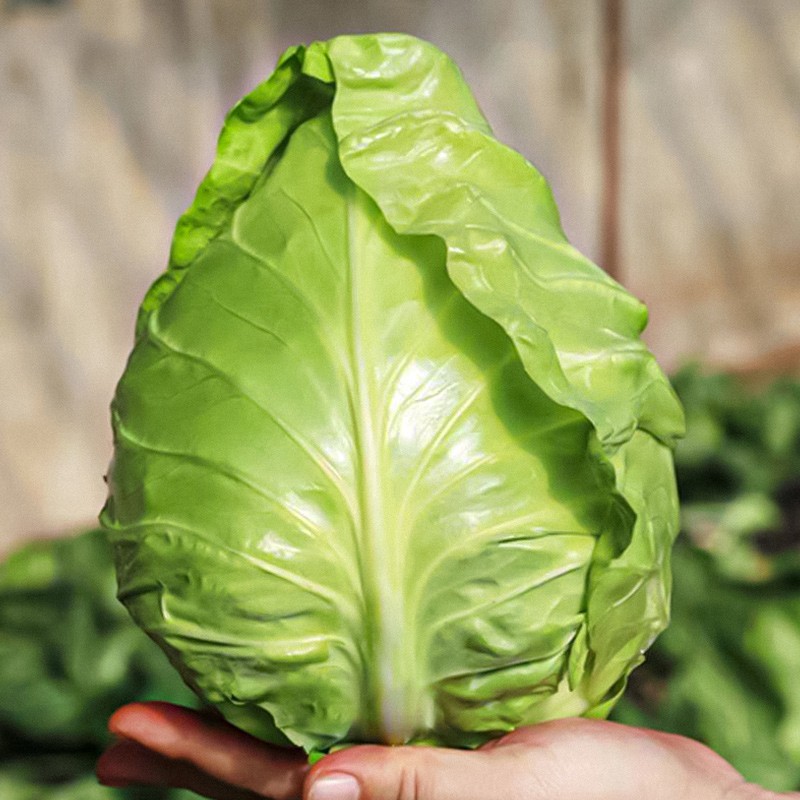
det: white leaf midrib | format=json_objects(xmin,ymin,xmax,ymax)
[{"xmin": 346, "ymin": 185, "xmax": 418, "ymax": 744}]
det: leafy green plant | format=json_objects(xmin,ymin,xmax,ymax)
[
  {"xmin": 0, "ymin": 530, "xmax": 198, "ymax": 798},
  {"xmin": 0, "ymin": 755, "xmax": 196, "ymax": 800},
  {"xmin": 101, "ymin": 33, "xmax": 683, "ymax": 753},
  {"xmin": 612, "ymin": 367, "xmax": 800, "ymax": 791}
]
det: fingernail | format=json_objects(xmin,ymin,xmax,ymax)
[{"xmin": 309, "ymin": 772, "xmax": 361, "ymax": 800}]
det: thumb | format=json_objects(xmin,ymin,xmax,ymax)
[{"xmin": 303, "ymin": 740, "xmax": 548, "ymax": 800}]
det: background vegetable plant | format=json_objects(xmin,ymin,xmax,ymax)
[
  {"xmin": 612, "ymin": 366, "xmax": 800, "ymax": 792},
  {"xmin": 0, "ymin": 529, "xmax": 198, "ymax": 799}
]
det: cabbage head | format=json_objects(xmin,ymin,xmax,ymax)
[{"xmin": 101, "ymin": 33, "xmax": 684, "ymax": 753}]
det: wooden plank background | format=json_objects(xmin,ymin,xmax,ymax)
[{"xmin": 0, "ymin": 0, "xmax": 798, "ymax": 549}]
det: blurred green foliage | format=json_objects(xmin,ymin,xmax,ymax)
[
  {"xmin": 612, "ymin": 365, "xmax": 800, "ymax": 792},
  {"xmin": 0, "ymin": 529, "xmax": 198, "ymax": 799}
]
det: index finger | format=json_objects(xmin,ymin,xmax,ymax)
[{"xmin": 107, "ymin": 702, "xmax": 308, "ymax": 800}]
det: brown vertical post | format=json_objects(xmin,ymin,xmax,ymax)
[{"xmin": 601, "ymin": 0, "xmax": 623, "ymax": 281}]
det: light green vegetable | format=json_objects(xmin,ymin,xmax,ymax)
[{"xmin": 102, "ymin": 33, "xmax": 683, "ymax": 752}]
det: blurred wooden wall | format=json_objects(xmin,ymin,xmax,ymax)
[{"xmin": 0, "ymin": 0, "xmax": 798, "ymax": 549}]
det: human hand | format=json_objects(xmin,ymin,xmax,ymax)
[{"xmin": 97, "ymin": 702, "xmax": 800, "ymax": 800}]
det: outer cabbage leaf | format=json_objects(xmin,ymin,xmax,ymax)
[{"xmin": 102, "ymin": 33, "xmax": 683, "ymax": 752}]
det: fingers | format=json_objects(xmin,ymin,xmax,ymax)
[
  {"xmin": 103, "ymin": 702, "xmax": 308, "ymax": 800},
  {"xmin": 97, "ymin": 739, "xmax": 261, "ymax": 800},
  {"xmin": 304, "ymin": 739, "xmax": 550, "ymax": 800}
]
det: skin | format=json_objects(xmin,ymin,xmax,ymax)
[{"xmin": 96, "ymin": 702, "xmax": 800, "ymax": 800}]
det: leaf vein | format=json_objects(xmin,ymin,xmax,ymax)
[
  {"xmin": 426, "ymin": 560, "xmax": 587, "ymax": 637},
  {"xmin": 112, "ymin": 518, "xmax": 356, "ymax": 611},
  {"xmin": 145, "ymin": 323, "xmax": 358, "ymax": 516},
  {"xmin": 113, "ymin": 424, "xmax": 359, "ymax": 586}
]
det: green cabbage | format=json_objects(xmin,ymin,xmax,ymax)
[{"xmin": 101, "ymin": 33, "xmax": 683, "ymax": 753}]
